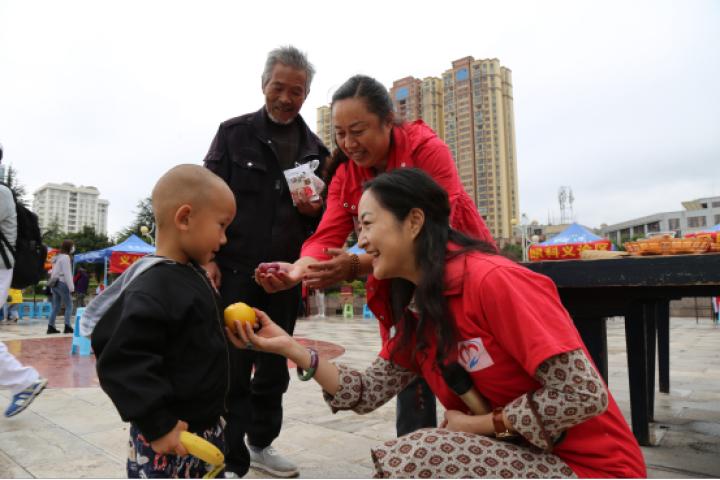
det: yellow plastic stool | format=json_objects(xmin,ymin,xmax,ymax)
[{"xmin": 343, "ymin": 303, "xmax": 354, "ymax": 318}]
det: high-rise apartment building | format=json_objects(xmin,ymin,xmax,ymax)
[
  {"xmin": 442, "ymin": 57, "xmax": 518, "ymax": 239},
  {"xmin": 390, "ymin": 77, "xmax": 422, "ymax": 122},
  {"xmin": 390, "ymin": 76, "xmax": 445, "ymax": 139},
  {"xmin": 420, "ymin": 77, "xmax": 445, "ymax": 139},
  {"xmin": 316, "ymin": 105, "xmax": 334, "ymax": 151},
  {"xmin": 32, "ymin": 183, "xmax": 109, "ymax": 235}
]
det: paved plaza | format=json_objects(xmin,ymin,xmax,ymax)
[{"xmin": 0, "ymin": 314, "xmax": 719, "ymax": 478}]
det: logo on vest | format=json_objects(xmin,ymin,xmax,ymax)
[{"xmin": 457, "ymin": 338, "xmax": 494, "ymax": 372}]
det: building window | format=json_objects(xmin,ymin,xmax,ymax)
[
  {"xmin": 715, "ymin": 214, "xmax": 720, "ymax": 226},
  {"xmin": 687, "ymin": 216, "xmax": 707, "ymax": 228},
  {"xmin": 668, "ymin": 218, "xmax": 680, "ymax": 231},
  {"xmin": 712, "ymin": 201, "xmax": 720, "ymax": 208}
]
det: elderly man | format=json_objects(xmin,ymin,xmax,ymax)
[{"xmin": 203, "ymin": 46, "xmax": 328, "ymax": 478}]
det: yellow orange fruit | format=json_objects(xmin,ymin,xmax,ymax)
[{"xmin": 224, "ymin": 302, "xmax": 257, "ymax": 332}]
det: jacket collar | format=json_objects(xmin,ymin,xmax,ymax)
[
  {"xmin": 443, "ymin": 243, "xmax": 468, "ymax": 296},
  {"xmin": 251, "ymin": 107, "xmax": 329, "ymax": 160}
]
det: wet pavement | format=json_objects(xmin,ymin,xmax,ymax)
[{"xmin": 0, "ymin": 314, "xmax": 719, "ymax": 478}]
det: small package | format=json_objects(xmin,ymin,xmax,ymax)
[{"xmin": 283, "ymin": 160, "xmax": 325, "ymax": 205}]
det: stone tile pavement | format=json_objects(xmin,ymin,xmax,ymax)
[{"xmin": 0, "ymin": 315, "xmax": 719, "ymax": 478}]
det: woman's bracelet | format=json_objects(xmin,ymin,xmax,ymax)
[
  {"xmin": 347, "ymin": 253, "xmax": 360, "ymax": 281},
  {"xmin": 296, "ymin": 347, "xmax": 319, "ymax": 381}
]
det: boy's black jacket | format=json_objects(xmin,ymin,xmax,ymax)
[{"xmin": 92, "ymin": 262, "xmax": 229, "ymax": 441}]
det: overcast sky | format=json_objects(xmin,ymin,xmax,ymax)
[{"xmin": 1, "ymin": 0, "xmax": 718, "ymax": 236}]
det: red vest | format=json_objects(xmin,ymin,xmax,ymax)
[{"xmin": 370, "ymin": 249, "xmax": 646, "ymax": 478}]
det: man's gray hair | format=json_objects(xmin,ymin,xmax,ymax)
[{"xmin": 261, "ymin": 45, "xmax": 315, "ymax": 92}]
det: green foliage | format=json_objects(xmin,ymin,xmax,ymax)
[
  {"xmin": 350, "ymin": 279, "xmax": 366, "ymax": 297},
  {"xmin": 500, "ymin": 243, "xmax": 522, "ymax": 261},
  {"xmin": 42, "ymin": 219, "xmax": 66, "ymax": 248},
  {"xmin": 43, "ymin": 224, "xmax": 111, "ymax": 253},
  {"xmin": 3, "ymin": 165, "xmax": 28, "ymax": 206},
  {"xmin": 71, "ymin": 225, "xmax": 112, "ymax": 253},
  {"xmin": 116, "ymin": 197, "xmax": 154, "ymax": 243}
]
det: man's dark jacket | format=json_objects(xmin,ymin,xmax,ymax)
[{"xmin": 204, "ymin": 108, "xmax": 329, "ymax": 273}]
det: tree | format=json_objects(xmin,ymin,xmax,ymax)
[
  {"xmin": 70, "ymin": 225, "xmax": 112, "ymax": 253},
  {"xmin": 500, "ymin": 243, "xmax": 523, "ymax": 262},
  {"xmin": 42, "ymin": 219, "xmax": 65, "ymax": 248},
  {"xmin": 70, "ymin": 226, "xmax": 112, "ymax": 282},
  {"xmin": 116, "ymin": 197, "xmax": 154, "ymax": 243},
  {"xmin": 3, "ymin": 165, "xmax": 28, "ymax": 206}
]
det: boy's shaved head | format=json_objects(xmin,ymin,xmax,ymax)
[{"xmin": 152, "ymin": 164, "xmax": 231, "ymax": 227}]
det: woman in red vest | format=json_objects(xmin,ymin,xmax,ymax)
[
  {"xmin": 257, "ymin": 74, "xmax": 496, "ymax": 437},
  {"xmin": 255, "ymin": 74, "xmax": 494, "ymax": 293},
  {"xmin": 234, "ymin": 168, "xmax": 646, "ymax": 478}
]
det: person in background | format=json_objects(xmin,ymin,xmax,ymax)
[
  {"xmin": 255, "ymin": 75, "xmax": 496, "ymax": 438},
  {"xmin": 0, "ymin": 146, "xmax": 48, "ymax": 417},
  {"xmin": 73, "ymin": 266, "xmax": 89, "ymax": 309},
  {"xmin": 3, "ymin": 288, "xmax": 23, "ymax": 322},
  {"xmin": 233, "ymin": 168, "xmax": 646, "ymax": 478},
  {"xmin": 202, "ymin": 45, "xmax": 329, "ymax": 478},
  {"xmin": 47, "ymin": 239, "xmax": 75, "ymax": 334}
]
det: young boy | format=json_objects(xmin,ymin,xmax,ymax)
[{"xmin": 92, "ymin": 164, "xmax": 236, "ymax": 478}]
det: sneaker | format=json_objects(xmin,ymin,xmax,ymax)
[
  {"xmin": 47, "ymin": 326, "xmax": 60, "ymax": 334},
  {"xmin": 248, "ymin": 444, "xmax": 299, "ymax": 478},
  {"xmin": 64, "ymin": 325, "xmax": 74, "ymax": 334},
  {"xmin": 4, "ymin": 378, "xmax": 48, "ymax": 417}
]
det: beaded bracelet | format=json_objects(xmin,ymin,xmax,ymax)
[
  {"xmin": 347, "ymin": 253, "xmax": 360, "ymax": 281},
  {"xmin": 296, "ymin": 347, "xmax": 319, "ymax": 381}
]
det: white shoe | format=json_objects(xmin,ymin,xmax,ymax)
[{"xmin": 248, "ymin": 444, "xmax": 299, "ymax": 478}]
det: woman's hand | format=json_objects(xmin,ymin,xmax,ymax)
[
  {"xmin": 303, "ymin": 249, "xmax": 353, "ymax": 289},
  {"xmin": 254, "ymin": 262, "xmax": 304, "ymax": 293},
  {"xmin": 150, "ymin": 420, "xmax": 189, "ymax": 456},
  {"xmin": 440, "ymin": 410, "xmax": 474, "ymax": 433},
  {"xmin": 226, "ymin": 309, "xmax": 295, "ymax": 357}
]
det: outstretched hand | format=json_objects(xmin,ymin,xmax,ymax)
[
  {"xmin": 254, "ymin": 262, "xmax": 304, "ymax": 293},
  {"xmin": 225, "ymin": 309, "xmax": 294, "ymax": 356}
]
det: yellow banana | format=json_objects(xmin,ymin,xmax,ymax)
[{"xmin": 179, "ymin": 431, "xmax": 224, "ymax": 466}]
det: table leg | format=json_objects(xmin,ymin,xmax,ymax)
[
  {"xmin": 656, "ymin": 300, "xmax": 670, "ymax": 393},
  {"xmin": 574, "ymin": 316, "xmax": 608, "ymax": 383},
  {"xmin": 625, "ymin": 303, "xmax": 650, "ymax": 446},
  {"xmin": 646, "ymin": 303, "xmax": 657, "ymax": 423}
]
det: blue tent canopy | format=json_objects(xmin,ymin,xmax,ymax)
[
  {"xmin": 706, "ymin": 223, "xmax": 720, "ymax": 232},
  {"xmin": 538, "ymin": 223, "xmax": 603, "ymax": 246},
  {"xmin": 74, "ymin": 234, "xmax": 155, "ymax": 264}
]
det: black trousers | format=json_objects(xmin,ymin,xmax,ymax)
[
  {"xmin": 219, "ymin": 267, "xmax": 301, "ymax": 475},
  {"xmin": 396, "ymin": 377, "xmax": 437, "ymax": 437}
]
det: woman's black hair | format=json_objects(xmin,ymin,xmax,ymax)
[
  {"xmin": 331, "ymin": 74, "xmax": 395, "ymax": 122},
  {"xmin": 326, "ymin": 75, "xmax": 402, "ymax": 178},
  {"xmin": 363, "ymin": 168, "xmax": 496, "ymax": 365}
]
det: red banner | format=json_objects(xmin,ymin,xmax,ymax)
[
  {"xmin": 109, "ymin": 251, "xmax": 146, "ymax": 273},
  {"xmin": 685, "ymin": 231, "xmax": 719, "ymax": 242},
  {"xmin": 528, "ymin": 240, "xmax": 613, "ymax": 262}
]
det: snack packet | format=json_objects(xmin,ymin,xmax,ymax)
[{"xmin": 283, "ymin": 160, "xmax": 325, "ymax": 205}]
